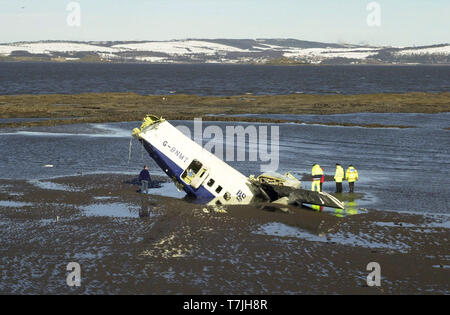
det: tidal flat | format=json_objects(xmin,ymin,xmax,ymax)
[
  {"xmin": 0, "ymin": 173, "xmax": 448, "ymax": 294},
  {"xmin": 1, "ymin": 92, "xmax": 449, "ymax": 129}
]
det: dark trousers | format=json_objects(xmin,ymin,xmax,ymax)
[
  {"xmin": 336, "ymin": 182, "xmax": 342, "ymax": 193},
  {"xmin": 349, "ymin": 182, "xmax": 355, "ymax": 193}
]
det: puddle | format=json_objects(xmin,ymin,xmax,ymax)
[
  {"xmin": 0, "ymin": 200, "xmax": 34, "ymax": 208},
  {"xmin": 93, "ymin": 196, "xmax": 116, "ymax": 201},
  {"xmin": 373, "ymin": 220, "xmax": 449, "ymax": 229},
  {"xmin": 426, "ymin": 221, "xmax": 450, "ymax": 229},
  {"xmin": 80, "ymin": 202, "xmax": 154, "ymax": 218},
  {"xmin": 0, "ymin": 185, "xmax": 23, "ymax": 196},
  {"xmin": 255, "ymin": 222, "xmax": 327, "ymax": 241},
  {"xmin": 254, "ymin": 222, "xmax": 410, "ymax": 252},
  {"xmin": 145, "ymin": 182, "xmax": 186, "ymax": 199},
  {"xmin": 40, "ymin": 218, "xmax": 59, "ymax": 224},
  {"xmin": 0, "ymin": 185, "xmax": 24, "ymax": 197},
  {"xmin": 373, "ymin": 222, "xmax": 416, "ymax": 228},
  {"xmin": 432, "ymin": 265, "xmax": 450, "ymax": 270},
  {"xmin": 28, "ymin": 179, "xmax": 83, "ymax": 192},
  {"xmin": 0, "ymin": 184, "xmax": 12, "ymax": 190},
  {"xmin": 7, "ymin": 192, "xmax": 23, "ymax": 196},
  {"xmin": 73, "ymin": 251, "xmax": 105, "ymax": 260}
]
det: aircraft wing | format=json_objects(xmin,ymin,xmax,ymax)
[{"xmin": 258, "ymin": 183, "xmax": 345, "ymax": 209}]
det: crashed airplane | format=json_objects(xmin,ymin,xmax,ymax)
[{"xmin": 132, "ymin": 115, "xmax": 344, "ymax": 210}]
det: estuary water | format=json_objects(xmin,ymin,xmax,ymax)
[{"xmin": 0, "ymin": 62, "xmax": 449, "ymax": 95}]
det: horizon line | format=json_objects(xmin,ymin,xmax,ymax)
[{"xmin": 1, "ymin": 38, "xmax": 449, "ymax": 49}]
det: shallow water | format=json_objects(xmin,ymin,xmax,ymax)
[
  {"xmin": 145, "ymin": 182, "xmax": 187, "ymax": 199},
  {"xmin": 0, "ymin": 200, "xmax": 33, "ymax": 207},
  {"xmin": 0, "ymin": 115, "xmax": 449, "ymax": 214},
  {"xmin": 254, "ymin": 222, "xmax": 411, "ymax": 252},
  {"xmin": 81, "ymin": 202, "xmax": 146, "ymax": 218},
  {"xmin": 28, "ymin": 179, "xmax": 83, "ymax": 192},
  {"xmin": 209, "ymin": 112, "xmax": 450, "ymax": 129},
  {"xmin": 432, "ymin": 265, "xmax": 450, "ymax": 269}
]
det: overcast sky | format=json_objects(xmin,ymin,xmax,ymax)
[{"xmin": 1, "ymin": 0, "xmax": 449, "ymax": 46}]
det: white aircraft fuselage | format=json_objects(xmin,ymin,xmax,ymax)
[
  {"xmin": 133, "ymin": 116, "xmax": 255, "ymax": 205},
  {"xmin": 132, "ymin": 115, "xmax": 345, "ymax": 209}
]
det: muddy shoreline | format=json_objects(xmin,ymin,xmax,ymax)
[
  {"xmin": 1, "ymin": 92, "xmax": 449, "ymax": 129},
  {"xmin": 0, "ymin": 173, "xmax": 448, "ymax": 294}
]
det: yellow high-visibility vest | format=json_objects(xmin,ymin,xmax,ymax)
[
  {"xmin": 346, "ymin": 167, "xmax": 359, "ymax": 182},
  {"xmin": 312, "ymin": 164, "xmax": 323, "ymax": 180},
  {"xmin": 334, "ymin": 165, "xmax": 344, "ymax": 183}
]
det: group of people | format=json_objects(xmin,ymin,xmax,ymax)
[{"xmin": 311, "ymin": 163, "xmax": 359, "ymax": 193}]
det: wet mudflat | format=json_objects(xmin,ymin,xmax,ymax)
[{"xmin": 0, "ymin": 173, "xmax": 448, "ymax": 294}]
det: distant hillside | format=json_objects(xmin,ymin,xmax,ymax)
[{"xmin": 0, "ymin": 39, "xmax": 448, "ymax": 65}]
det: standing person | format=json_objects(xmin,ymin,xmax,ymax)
[
  {"xmin": 320, "ymin": 167, "xmax": 325, "ymax": 192},
  {"xmin": 311, "ymin": 163, "xmax": 323, "ymax": 192},
  {"xmin": 334, "ymin": 163, "xmax": 345, "ymax": 193},
  {"xmin": 139, "ymin": 165, "xmax": 151, "ymax": 194},
  {"xmin": 345, "ymin": 165, "xmax": 359, "ymax": 193}
]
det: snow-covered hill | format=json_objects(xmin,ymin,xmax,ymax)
[
  {"xmin": 0, "ymin": 39, "xmax": 448, "ymax": 64},
  {"xmin": 394, "ymin": 45, "xmax": 450, "ymax": 56}
]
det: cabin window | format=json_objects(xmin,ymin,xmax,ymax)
[
  {"xmin": 224, "ymin": 192, "xmax": 231, "ymax": 201},
  {"xmin": 181, "ymin": 160, "xmax": 203, "ymax": 184},
  {"xmin": 215, "ymin": 185, "xmax": 223, "ymax": 193},
  {"xmin": 207, "ymin": 179, "xmax": 215, "ymax": 187}
]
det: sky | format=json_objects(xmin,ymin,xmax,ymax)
[{"xmin": 0, "ymin": 0, "xmax": 449, "ymax": 46}]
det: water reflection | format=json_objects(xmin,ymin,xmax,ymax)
[
  {"xmin": 345, "ymin": 200, "xmax": 359, "ymax": 216},
  {"xmin": 139, "ymin": 197, "xmax": 152, "ymax": 218},
  {"xmin": 307, "ymin": 196, "xmax": 361, "ymax": 218},
  {"xmin": 334, "ymin": 208, "xmax": 345, "ymax": 218}
]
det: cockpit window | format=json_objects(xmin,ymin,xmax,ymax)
[{"xmin": 181, "ymin": 160, "xmax": 203, "ymax": 184}]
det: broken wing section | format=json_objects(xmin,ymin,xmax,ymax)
[
  {"xmin": 250, "ymin": 175, "xmax": 345, "ymax": 210},
  {"xmin": 288, "ymin": 189, "xmax": 345, "ymax": 209}
]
